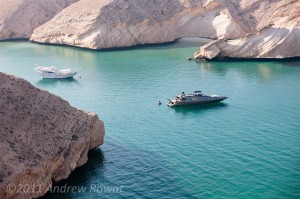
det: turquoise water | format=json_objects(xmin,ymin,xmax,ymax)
[{"xmin": 1, "ymin": 41, "xmax": 300, "ymax": 199}]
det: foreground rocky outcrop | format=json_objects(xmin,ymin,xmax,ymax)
[
  {"xmin": 0, "ymin": 72, "xmax": 104, "ymax": 199},
  {"xmin": 0, "ymin": 0, "xmax": 78, "ymax": 39}
]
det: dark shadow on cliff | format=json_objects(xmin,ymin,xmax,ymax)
[
  {"xmin": 32, "ymin": 39, "xmax": 181, "ymax": 52},
  {"xmin": 32, "ymin": 38, "xmax": 205, "ymax": 52},
  {"xmin": 0, "ymin": 38, "xmax": 29, "ymax": 42}
]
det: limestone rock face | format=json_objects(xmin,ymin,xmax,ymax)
[
  {"xmin": 0, "ymin": 72, "xmax": 104, "ymax": 199},
  {"xmin": 194, "ymin": 43, "xmax": 220, "ymax": 59},
  {"xmin": 194, "ymin": 0, "xmax": 300, "ymax": 59},
  {"xmin": 30, "ymin": 0, "xmax": 248, "ymax": 49},
  {"xmin": 197, "ymin": 28, "xmax": 300, "ymax": 59},
  {"xmin": 2, "ymin": 0, "xmax": 300, "ymax": 58},
  {"xmin": 0, "ymin": 0, "xmax": 78, "ymax": 39}
]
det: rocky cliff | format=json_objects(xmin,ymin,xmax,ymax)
[
  {"xmin": 29, "ymin": 0, "xmax": 248, "ymax": 49},
  {"xmin": 0, "ymin": 0, "xmax": 78, "ymax": 39},
  {"xmin": 1, "ymin": 0, "xmax": 300, "ymax": 58},
  {"xmin": 194, "ymin": 0, "xmax": 300, "ymax": 59},
  {"xmin": 0, "ymin": 72, "xmax": 104, "ymax": 199}
]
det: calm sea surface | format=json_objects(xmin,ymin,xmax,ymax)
[{"xmin": 1, "ymin": 40, "xmax": 300, "ymax": 199}]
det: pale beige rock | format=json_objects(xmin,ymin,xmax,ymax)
[
  {"xmin": 195, "ymin": 0, "xmax": 300, "ymax": 59},
  {"xmin": 0, "ymin": 0, "xmax": 79, "ymax": 39},
  {"xmin": 0, "ymin": 72, "xmax": 104, "ymax": 199},
  {"xmin": 201, "ymin": 28, "xmax": 300, "ymax": 59},
  {"xmin": 195, "ymin": 43, "xmax": 220, "ymax": 59},
  {"xmin": 2, "ymin": 0, "xmax": 299, "ymax": 58},
  {"xmin": 30, "ymin": 0, "xmax": 248, "ymax": 49}
]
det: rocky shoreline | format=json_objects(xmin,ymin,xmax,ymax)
[
  {"xmin": 0, "ymin": 72, "xmax": 105, "ymax": 199},
  {"xmin": 0, "ymin": 0, "xmax": 299, "ymax": 59}
]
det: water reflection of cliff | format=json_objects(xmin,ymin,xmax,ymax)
[
  {"xmin": 33, "ymin": 44, "xmax": 97, "ymax": 61},
  {"xmin": 197, "ymin": 59, "xmax": 300, "ymax": 81}
]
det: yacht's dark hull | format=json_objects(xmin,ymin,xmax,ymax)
[{"xmin": 168, "ymin": 96, "xmax": 227, "ymax": 107}]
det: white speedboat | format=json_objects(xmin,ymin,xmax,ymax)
[{"xmin": 34, "ymin": 66, "xmax": 78, "ymax": 79}]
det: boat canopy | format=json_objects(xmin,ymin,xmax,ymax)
[
  {"xmin": 34, "ymin": 65, "xmax": 78, "ymax": 79},
  {"xmin": 35, "ymin": 66, "xmax": 56, "ymax": 72}
]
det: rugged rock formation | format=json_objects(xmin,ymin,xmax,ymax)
[
  {"xmin": 30, "ymin": 0, "xmax": 247, "ymax": 49},
  {"xmin": 1, "ymin": 0, "xmax": 300, "ymax": 58},
  {"xmin": 194, "ymin": 0, "xmax": 300, "ymax": 59},
  {"xmin": 29, "ymin": 0, "xmax": 300, "ymax": 58},
  {"xmin": 0, "ymin": 72, "xmax": 104, "ymax": 199},
  {"xmin": 0, "ymin": 0, "xmax": 78, "ymax": 39}
]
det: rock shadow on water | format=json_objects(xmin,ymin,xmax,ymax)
[
  {"xmin": 40, "ymin": 142, "xmax": 194, "ymax": 199},
  {"xmin": 197, "ymin": 59, "xmax": 300, "ymax": 81},
  {"xmin": 41, "ymin": 148, "xmax": 105, "ymax": 199},
  {"xmin": 278, "ymin": 57, "xmax": 300, "ymax": 67}
]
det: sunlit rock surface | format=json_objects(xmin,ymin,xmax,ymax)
[{"xmin": 0, "ymin": 0, "xmax": 78, "ymax": 39}]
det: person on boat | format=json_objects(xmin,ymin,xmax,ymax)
[{"xmin": 181, "ymin": 92, "xmax": 186, "ymax": 100}]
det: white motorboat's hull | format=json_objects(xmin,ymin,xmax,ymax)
[
  {"xmin": 34, "ymin": 66, "xmax": 78, "ymax": 79},
  {"xmin": 38, "ymin": 72, "xmax": 77, "ymax": 79}
]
